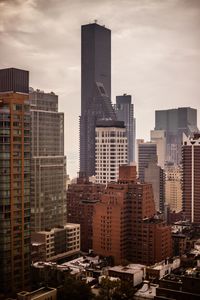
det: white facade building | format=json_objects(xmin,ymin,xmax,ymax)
[
  {"xmin": 95, "ymin": 120, "xmax": 127, "ymax": 184},
  {"xmin": 150, "ymin": 130, "xmax": 166, "ymax": 169}
]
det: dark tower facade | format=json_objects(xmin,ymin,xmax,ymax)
[{"xmin": 80, "ymin": 23, "xmax": 116, "ymax": 176}]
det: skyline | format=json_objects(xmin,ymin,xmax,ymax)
[{"xmin": 0, "ymin": 0, "xmax": 200, "ymax": 177}]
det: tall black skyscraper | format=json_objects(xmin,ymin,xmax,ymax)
[{"xmin": 80, "ymin": 23, "xmax": 116, "ymax": 176}]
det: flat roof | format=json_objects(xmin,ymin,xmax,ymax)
[
  {"xmin": 18, "ymin": 287, "xmax": 56, "ymax": 299},
  {"xmin": 108, "ymin": 264, "xmax": 145, "ymax": 275}
]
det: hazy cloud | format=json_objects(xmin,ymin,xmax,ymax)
[{"xmin": 0, "ymin": 0, "xmax": 200, "ymax": 177}]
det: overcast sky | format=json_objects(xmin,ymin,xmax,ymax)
[{"xmin": 0, "ymin": 0, "xmax": 200, "ymax": 177}]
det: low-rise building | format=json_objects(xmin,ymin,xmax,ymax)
[
  {"xmin": 31, "ymin": 224, "xmax": 80, "ymax": 261},
  {"xmin": 107, "ymin": 264, "xmax": 146, "ymax": 287},
  {"xmin": 155, "ymin": 272, "xmax": 200, "ymax": 300},
  {"xmin": 146, "ymin": 257, "xmax": 180, "ymax": 283},
  {"xmin": 32, "ymin": 255, "xmax": 105, "ymax": 287},
  {"xmin": 17, "ymin": 287, "xmax": 57, "ymax": 300}
]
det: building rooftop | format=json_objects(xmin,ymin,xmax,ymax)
[
  {"xmin": 134, "ymin": 281, "xmax": 157, "ymax": 299},
  {"xmin": 108, "ymin": 264, "xmax": 145, "ymax": 275},
  {"xmin": 17, "ymin": 287, "xmax": 56, "ymax": 299}
]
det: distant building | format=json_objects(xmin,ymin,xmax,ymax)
[
  {"xmin": 0, "ymin": 68, "xmax": 31, "ymax": 295},
  {"xmin": 144, "ymin": 161, "xmax": 165, "ymax": 212},
  {"xmin": 182, "ymin": 133, "xmax": 200, "ymax": 224},
  {"xmin": 29, "ymin": 89, "xmax": 66, "ymax": 232},
  {"xmin": 150, "ymin": 130, "xmax": 166, "ymax": 168},
  {"xmin": 67, "ymin": 173, "xmax": 105, "ymax": 252},
  {"xmin": 165, "ymin": 165, "xmax": 182, "ymax": 213},
  {"xmin": 138, "ymin": 140, "xmax": 157, "ymax": 182},
  {"xmin": 31, "ymin": 224, "xmax": 80, "ymax": 261},
  {"xmin": 155, "ymin": 107, "xmax": 199, "ymax": 165},
  {"xmin": 114, "ymin": 94, "xmax": 136, "ymax": 163},
  {"xmin": 80, "ymin": 23, "xmax": 116, "ymax": 177},
  {"xmin": 93, "ymin": 165, "xmax": 172, "ymax": 265},
  {"xmin": 95, "ymin": 120, "xmax": 127, "ymax": 184}
]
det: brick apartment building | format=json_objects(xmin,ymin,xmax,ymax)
[
  {"xmin": 67, "ymin": 173, "xmax": 105, "ymax": 252},
  {"xmin": 93, "ymin": 165, "xmax": 172, "ymax": 265}
]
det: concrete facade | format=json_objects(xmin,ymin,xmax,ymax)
[{"xmin": 95, "ymin": 120, "xmax": 127, "ymax": 184}]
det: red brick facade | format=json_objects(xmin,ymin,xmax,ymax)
[{"xmin": 93, "ymin": 166, "xmax": 172, "ymax": 265}]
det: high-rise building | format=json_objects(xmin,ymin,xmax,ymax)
[
  {"xmin": 80, "ymin": 23, "xmax": 116, "ymax": 177},
  {"xmin": 0, "ymin": 68, "xmax": 31, "ymax": 295},
  {"xmin": 95, "ymin": 120, "xmax": 127, "ymax": 184},
  {"xmin": 114, "ymin": 94, "xmax": 136, "ymax": 164},
  {"xmin": 182, "ymin": 133, "xmax": 200, "ymax": 224},
  {"xmin": 150, "ymin": 130, "xmax": 166, "ymax": 168},
  {"xmin": 165, "ymin": 165, "xmax": 182, "ymax": 213},
  {"xmin": 138, "ymin": 140, "xmax": 157, "ymax": 182},
  {"xmin": 67, "ymin": 173, "xmax": 105, "ymax": 252},
  {"xmin": 144, "ymin": 161, "xmax": 165, "ymax": 212},
  {"xmin": 93, "ymin": 166, "xmax": 172, "ymax": 265},
  {"xmin": 155, "ymin": 107, "xmax": 199, "ymax": 165},
  {"xmin": 29, "ymin": 89, "xmax": 66, "ymax": 232}
]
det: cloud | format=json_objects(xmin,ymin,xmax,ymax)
[{"xmin": 0, "ymin": 0, "xmax": 200, "ymax": 177}]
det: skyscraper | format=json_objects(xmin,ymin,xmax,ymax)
[
  {"xmin": 155, "ymin": 107, "xmax": 199, "ymax": 165},
  {"xmin": 165, "ymin": 165, "xmax": 182, "ymax": 213},
  {"xmin": 95, "ymin": 120, "xmax": 127, "ymax": 184},
  {"xmin": 150, "ymin": 129, "xmax": 166, "ymax": 168},
  {"xmin": 0, "ymin": 68, "xmax": 31, "ymax": 295},
  {"xmin": 80, "ymin": 23, "xmax": 116, "ymax": 177},
  {"xmin": 115, "ymin": 94, "xmax": 136, "ymax": 164},
  {"xmin": 138, "ymin": 140, "xmax": 157, "ymax": 182},
  {"xmin": 182, "ymin": 133, "xmax": 200, "ymax": 224},
  {"xmin": 29, "ymin": 89, "xmax": 66, "ymax": 232},
  {"xmin": 144, "ymin": 161, "xmax": 165, "ymax": 212}
]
